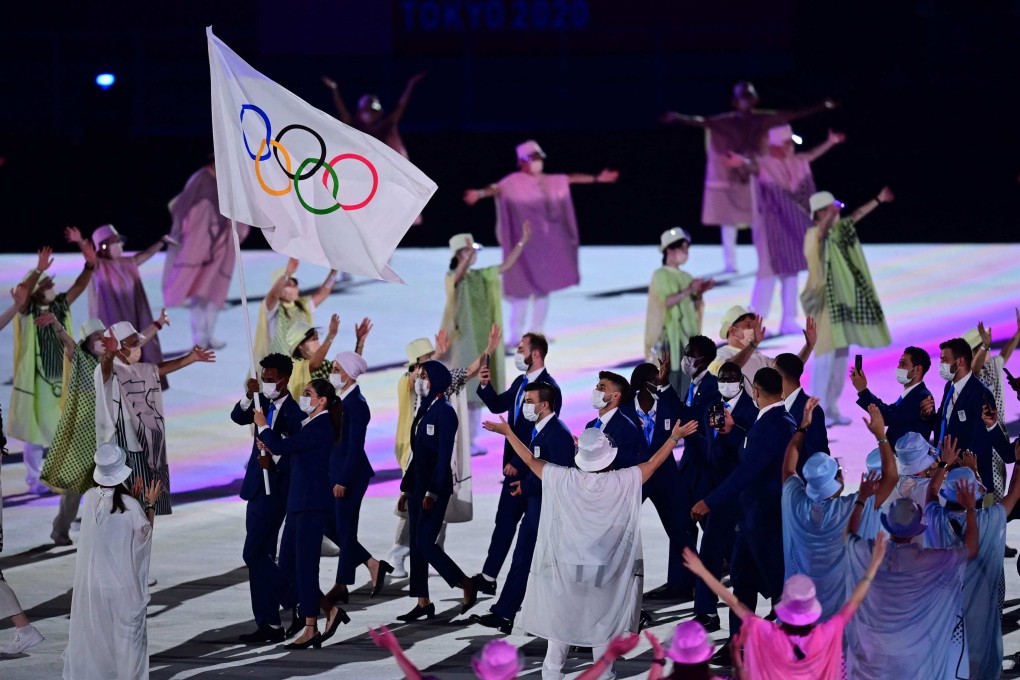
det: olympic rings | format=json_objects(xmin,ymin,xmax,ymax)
[
  {"xmin": 240, "ymin": 104, "xmax": 272, "ymax": 161},
  {"xmin": 240, "ymin": 103, "xmax": 379, "ymax": 213},
  {"xmin": 274, "ymin": 124, "xmax": 325, "ymax": 180}
]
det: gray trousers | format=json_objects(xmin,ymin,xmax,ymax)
[{"xmin": 51, "ymin": 491, "xmax": 83, "ymax": 541}]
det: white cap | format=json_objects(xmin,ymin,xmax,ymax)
[
  {"xmin": 809, "ymin": 191, "xmax": 844, "ymax": 215},
  {"xmin": 659, "ymin": 227, "xmax": 692, "ymax": 252},
  {"xmin": 80, "ymin": 319, "xmax": 106, "ymax": 339},
  {"xmin": 448, "ymin": 233, "xmax": 481, "ymax": 256},
  {"xmin": 719, "ymin": 304, "xmax": 751, "ymax": 340},
  {"xmin": 93, "ymin": 442, "xmax": 133, "ymax": 486},
  {"xmin": 406, "ymin": 337, "xmax": 435, "ymax": 364},
  {"xmin": 575, "ymin": 428, "xmax": 618, "ymax": 472},
  {"xmin": 91, "ymin": 224, "xmax": 122, "ymax": 249},
  {"xmin": 109, "ymin": 321, "xmax": 142, "ymax": 344},
  {"xmin": 516, "ymin": 140, "xmax": 546, "ymax": 161},
  {"xmin": 768, "ymin": 125, "xmax": 794, "ymax": 146}
]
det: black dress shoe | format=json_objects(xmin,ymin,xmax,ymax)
[
  {"xmin": 460, "ymin": 577, "xmax": 479, "ymax": 614},
  {"xmin": 470, "ymin": 612, "xmax": 513, "ymax": 634},
  {"xmin": 709, "ymin": 643, "xmax": 732, "ymax": 667},
  {"xmin": 239, "ymin": 625, "xmax": 286, "ymax": 644},
  {"xmin": 638, "ymin": 609, "xmax": 654, "ymax": 630},
  {"xmin": 397, "ymin": 602, "xmax": 436, "ymax": 622},
  {"xmin": 285, "ymin": 609, "xmax": 303, "ymax": 638},
  {"xmin": 644, "ymin": 585, "xmax": 694, "ymax": 601},
  {"xmin": 472, "ymin": 573, "xmax": 497, "ymax": 596},
  {"xmin": 320, "ymin": 606, "xmax": 351, "ymax": 642},
  {"xmin": 692, "ymin": 613, "xmax": 721, "ymax": 632},
  {"xmin": 1007, "ymin": 545, "xmax": 1018, "ymax": 558},
  {"xmin": 283, "ymin": 630, "xmax": 323, "ymax": 650},
  {"xmin": 371, "ymin": 561, "xmax": 395, "ymax": 597}
]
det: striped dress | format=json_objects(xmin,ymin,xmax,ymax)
[{"xmin": 751, "ymin": 153, "xmax": 815, "ymax": 277}]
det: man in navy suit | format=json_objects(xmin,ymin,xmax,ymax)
[
  {"xmin": 471, "ymin": 381, "xmax": 574, "ymax": 633},
  {"xmin": 774, "ymin": 353, "xmax": 828, "ymax": 463},
  {"xmin": 692, "ymin": 367, "xmax": 795, "ymax": 664},
  {"xmin": 586, "ymin": 370, "xmax": 647, "ymax": 468},
  {"xmin": 620, "ymin": 361, "xmax": 689, "ymax": 600},
  {"xmin": 921, "ymin": 338, "xmax": 1014, "ymax": 491},
  {"xmin": 473, "ymin": 332, "xmax": 560, "ymax": 595},
  {"xmin": 230, "ymin": 353, "xmax": 306, "ymax": 643},
  {"xmin": 691, "ymin": 360, "xmax": 758, "ymax": 631},
  {"xmin": 851, "ymin": 345, "xmax": 934, "ymax": 445}
]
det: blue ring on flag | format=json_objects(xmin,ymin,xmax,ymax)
[{"xmin": 240, "ymin": 104, "xmax": 272, "ymax": 161}]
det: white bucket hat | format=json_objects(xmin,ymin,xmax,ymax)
[
  {"xmin": 515, "ymin": 139, "xmax": 546, "ymax": 161},
  {"xmin": 80, "ymin": 318, "xmax": 106, "ymax": 339},
  {"xmin": 658, "ymin": 227, "xmax": 692, "ymax": 253},
  {"xmin": 93, "ymin": 442, "xmax": 133, "ymax": 486},
  {"xmin": 109, "ymin": 321, "xmax": 142, "ymax": 344},
  {"xmin": 448, "ymin": 233, "xmax": 481, "ymax": 256},
  {"xmin": 575, "ymin": 428, "xmax": 618, "ymax": 471},
  {"xmin": 91, "ymin": 223, "xmax": 122, "ymax": 250},
  {"xmin": 809, "ymin": 191, "xmax": 844, "ymax": 215}
]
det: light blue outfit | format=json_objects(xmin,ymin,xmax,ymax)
[
  {"xmin": 781, "ymin": 477, "xmax": 856, "ymax": 620},
  {"xmin": 924, "ymin": 502, "xmax": 1005, "ymax": 680},
  {"xmin": 855, "ymin": 449, "xmax": 885, "ymax": 540},
  {"xmin": 844, "ymin": 534, "xmax": 970, "ymax": 679}
]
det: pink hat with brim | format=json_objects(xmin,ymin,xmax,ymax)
[
  {"xmin": 774, "ymin": 574, "xmax": 823, "ymax": 626},
  {"xmin": 666, "ymin": 620, "xmax": 714, "ymax": 664},
  {"xmin": 471, "ymin": 640, "xmax": 522, "ymax": 680}
]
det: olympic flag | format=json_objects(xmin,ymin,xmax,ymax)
[{"xmin": 207, "ymin": 27, "xmax": 436, "ymax": 282}]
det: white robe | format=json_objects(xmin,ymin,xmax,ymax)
[
  {"xmin": 518, "ymin": 465, "xmax": 643, "ymax": 646},
  {"xmin": 63, "ymin": 488, "xmax": 152, "ymax": 680}
]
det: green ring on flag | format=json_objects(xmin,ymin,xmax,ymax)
[{"xmin": 294, "ymin": 157, "xmax": 341, "ymax": 215}]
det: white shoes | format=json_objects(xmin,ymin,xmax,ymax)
[
  {"xmin": 1, "ymin": 625, "xmax": 43, "ymax": 655},
  {"xmin": 321, "ymin": 537, "xmax": 341, "ymax": 557},
  {"xmin": 390, "ymin": 561, "xmax": 408, "ymax": 579}
]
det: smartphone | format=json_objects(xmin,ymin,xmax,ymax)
[
  {"xmin": 854, "ymin": 354, "xmax": 863, "ymax": 373},
  {"xmin": 709, "ymin": 401, "xmax": 726, "ymax": 429},
  {"xmin": 483, "ymin": 353, "xmax": 490, "ymax": 368}
]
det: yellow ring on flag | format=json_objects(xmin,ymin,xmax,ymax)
[{"xmin": 255, "ymin": 139, "xmax": 293, "ymax": 197}]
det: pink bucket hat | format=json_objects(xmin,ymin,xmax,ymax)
[
  {"xmin": 666, "ymin": 620, "xmax": 714, "ymax": 664},
  {"xmin": 774, "ymin": 574, "xmax": 823, "ymax": 626},
  {"xmin": 471, "ymin": 640, "xmax": 522, "ymax": 680}
]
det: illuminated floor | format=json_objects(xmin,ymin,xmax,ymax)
[{"xmin": 2, "ymin": 243, "xmax": 1020, "ymax": 678}]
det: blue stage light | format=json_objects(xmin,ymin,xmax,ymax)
[{"xmin": 95, "ymin": 73, "xmax": 116, "ymax": 90}]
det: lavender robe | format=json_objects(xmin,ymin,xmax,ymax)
[
  {"xmin": 162, "ymin": 167, "xmax": 250, "ymax": 309},
  {"xmin": 495, "ymin": 172, "xmax": 580, "ymax": 298},
  {"xmin": 751, "ymin": 154, "xmax": 814, "ymax": 277}
]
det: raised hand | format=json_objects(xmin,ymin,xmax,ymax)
[
  {"xmin": 828, "ymin": 129, "xmax": 847, "ymax": 145},
  {"xmin": 485, "ymin": 323, "xmax": 501, "ymax": 354},
  {"xmin": 956, "ymin": 479, "xmax": 977, "ymax": 511},
  {"xmin": 752, "ymin": 314, "xmax": 766, "ymax": 345},
  {"xmin": 190, "ymin": 346, "xmax": 216, "ymax": 363},
  {"xmin": 656, "ymin": 353, "xmax": 670, "ymax": 386},
  {"xmin": 327, "ymin": 313, "xmax": 340, "ymax": 339},
  {"xmin": 285, "ymin": 257, "xmax": 299, "ymax": 277},
  {"xmin": 978, "ymin": 321, "xmax": 992, "ymax": 349},
  {"xmin": 321, "ymin": 75, "xmax": 338, "ymax": 90},
  {"xmin": 245, "ymin": 378, "xmax": 259, "ymax": 398},
  {"xmin": 672, "ymin": 419, "xmax": 699, "ymax": 439},
  {"xmin": 36, "ymin": 246, "xmax": 54, "ymax": 271},
  {"xmin": 960, "ymin": 449, "xmax": 978, "ymax": 474},
  {"xmin": 801, "ymin": 396, "xmax": 820, "ymax": 429},
  {"xmin": 462, "ymin": 189, "xmax": 481, "ymax": 206},
  {"xmin": 64, "ymin": 226, "xmax": 83, "ymax": 244},
  {"xmin": 81, "ymin": 239, "xmax": 98, "ymax": 268},
  {"xmin": 596, "ymin": 168, "xmax": 619, "ymax": 183},
  {"xmin": 434, "ymin": 328, "xmax": 449, "ymax": 357},
  {"xmin": 144, "ymin": 480, "xmax": 164, "ymax": 506},
  {"xmin": 482, "ymin": 416, "xmax": 512, "ymax": 437},
  {"xmin": 803, "ymin": 316, "xmax": 817, "ymax": 346},
  {"xmin": 34, "ymin": 312, "xmax": 59, "ymax": 329},
  {"xmin": 605, "ymin": 632, "xmax": 641, "ymax": 658},
  {"xmin": 940, "ymin": 435, "xmax": 959, "ymax": 466},
  {"xmin": 863, "ymin": 403, "xmax": 886, "ymax": 438},
  {"xmin": 850, "ymin": 365, "xmax": 868, "ymax": 392},
  {"xmin": 158, "ymin": 308, "xmax": 170, "ymax": 328},
  {"xmin": 877, "ymin": 186, "xmax": 895, "ymax": 203},
  {"xmin": 870, "ymin": 532, "xmax": 889, "ymax": 565},
  {"xmin": 354, "ymin": 317, "xmax": 373, "ymax": 344},
  {"xmin": 101, "ymin": 328, "xmax": 119, "ymax": 355},
  {"xmin": 11, "ymin": 283, "xmax": 28, "ymax": 308},
  {"xmin": 130, "ymin": 477, "xmax": 144, "ymax": 499},
  {"xmin": 858, "ymin": 470, "xmax": 880, "ymax": 500}
]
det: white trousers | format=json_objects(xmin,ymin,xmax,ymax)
[
  {"xmin": 542, "ymin": 641, "xmax": 613, "ymax": 680},
  {"xmin": 750, "ymin": 275, "xmax": 799, "ymax": 333},
  {"xmin": 508, "ymin": 295, "xmax": 550, "ymax": 344},
  {"xmin": 189, "ymin": 299, "xmax": 221, "ymax": 347},
  {"xmin": 811, "ymin": 347, "xmax": 849, "ymax": 419},
  {"xmin": 22, "ymin": 444, "xmax": 46, "ymax": 491},
  {"xmin": 468, "ymin": 404, "xmax": 482, "ymax": 451},
  {"xmin": 721, "ymin": 224, "xmax": 739, "ymax": 272}
]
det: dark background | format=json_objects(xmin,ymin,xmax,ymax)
[{"xmin": 2, "ymin": 0, "xmax": 1019, "ymax": 253}]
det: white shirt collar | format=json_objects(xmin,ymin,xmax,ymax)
[
  {"xmin": 756, "ymin": 401, "xmax": 785, "ymax": 420},
  {"xmin": 533, "ymin": 411, "xmax": 555, "ymax": 434},
  {"xmin": 525, "ymin": 366, "xmax": 545, "ymax": 382},
  {"xmin": 340, "ymin": 382, "xmax": 358, "ymax": 400},
  {"xmin": 901, "ymin": 382, "xmax": 921, "ymax": 397},
  {"xmin": 597, "ymin": 407, "xmax": 618, "ymax": 428},
  {"xmin": 726, "ymin": 391, "xmax": 744, "ymax": 410},
  {"xmin": 692, "ymin": 369, "xmax": 707, "ymax": 386},
  {"xmin": 952, "ymin": 372, "xmax": 972, "ymax": 392},
  {"xmin": 301, "ymin": 410, "xmax": 327, "ymax": 427},
  {"xmin": 783, "ymin": 387, "xmax": 803, "ymax": 413}
]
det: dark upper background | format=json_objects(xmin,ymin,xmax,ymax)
[{"xmin": 2, "ymin": 0, "xmax": 1018, "ymax": 253}]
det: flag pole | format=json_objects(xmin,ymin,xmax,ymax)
[{"xmin": 231, "ymin": 216, "xmax": 271, "ymax": 496}]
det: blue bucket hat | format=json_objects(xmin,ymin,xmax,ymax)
[{"xmin": 880, "ymin": 498, "xmax": 927, "ymax": 539}]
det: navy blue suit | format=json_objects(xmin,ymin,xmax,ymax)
[
  {"xmin": 678, "ymin": 373, "xmax": 721, "ymax": 506},
  {"xmin": 258, "ymin": 413, "xmax": 335, "ymax": 619},
  {"xmin": 693, "ymin": 390, "xmax": 758, "ymax": 617},
  {"xmin": 786, "ymin": 389, "xmax": 828, "ymax": 472},
  {"xmin": 586, "ymin": 409, "xmax": 648, "ymax": 469},
  {"xmin": 329, "ymin": 386, "xmax": 375, "ymax": 585},
  {"xmin": 620, "ymin": 387, "xmax": 693, "ymax": 589},
  {"xmin": 490, "ymin": 415, "xmax": 575, "ymax": 621},
  {"xmin": 704, "ymin": 403, "xmax": 795, "ymax": 636},
  {"xmin": 230, "ymin": 393, "xmax": 304, "ymax": 627},
  {"xmin": 855, "ymin": 382, "xmax": 934, "ymax": 449},
  {"xmin": 930, "ymin": 375, "xmax": 1014, "ymax": 490},
  {"xmin": 477, "ymin": 369, "xmax": 560, "ymax": 580},
  {"xmin": 401, "ymin": 396, "xmax": 468, "ymax": 598}
]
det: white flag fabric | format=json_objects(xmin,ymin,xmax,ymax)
[{"xmin": 207, "ymin": 27, "xmax": 436, "ymax": 282}]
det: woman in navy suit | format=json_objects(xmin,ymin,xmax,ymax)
[
  {"xmin": 256, "ymin": 378, "xmax": 348, "ymax": 648},
  {"xmin": 396, "ymin": 360, "xmax": 478, "ymax": 621}
]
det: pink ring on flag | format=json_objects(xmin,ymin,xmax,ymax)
[{"xmin": 322, "ymin": 153, "xmax": 379, "ymax": 211}]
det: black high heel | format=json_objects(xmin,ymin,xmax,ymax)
[
  {"xmin": 371, "ymin": 561, "xmax": 395, "ymax": 597},
  {"xmin": 396, "ymin": 602, "xmax": 436, "ymax": 622},
  {"xmin": 284, "ymin": 608, "xmax": 303, "ymax": 638},
  {"xmin": 283, "ymin": 626, "xmax": 322, "ymax": 650},
  {"xmin": 320, "ymin": 606, "xmax": 351, "ymax": 642}
]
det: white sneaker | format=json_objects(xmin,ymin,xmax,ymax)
[
  {"xmin": 321, "ymin": 537, "xmax": 340, "ymax": 557},
  {"xmin": 390, "ymin": 561, "xmax": 408, "ymax": 579},
  {"xmin": 1, "ymin": 625, "xmax": 44, "ymax": 654}
]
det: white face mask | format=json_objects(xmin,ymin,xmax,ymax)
[
  {"xmin": 528, "ymin": 159, "xmax": 544, "ymax": 175},
  {"xmin": 124, "ymin": 346, "xmax": 142, "ymax": 364},
  {"xmin": 41, "ymin": 288, "xmax": 56, "ymax": 304},
  {"xmin": 681, "ymin": 356, "xmax": 698, "ymax": 376},
  {"xmin": 261, "ymin": 382, "xmax": 280, "ymax": 400},
  {"xmin": 298, "ymin": 395, "xmax": 316, "ymax": 413},
  {"xmin": 719, "ymin": 382, "xmax": 741, "ymax": 399},
  {"xmin": 895, "ymin": 368, "xmax": 912, "ymax": 385},
  {"xmin": 514, "ymin": 351, "xmax": 529, "ymax": 373},
  {"xmin": 740, "ymin": 328, "xmax": 755, "ymax": 345},
  {"xmin": 751, "ymin": 391, "xmax": 761, "ymax": 409},
  {"xmin": 415, "ymin": 377, "xmax": 429, "ymax": 397},
  {"xmin": 938, "ymin": 361, "xmax": 955, "ymax": 381},
  {"xmin": 522, "ymin": 403, "xmax": 541, "ymax": 422},
  {"xmin": 591, "ymin": 389, "xmax": 609, "ymax": 410},
  {"xmin": 329, "ymin": 373, "xmax": 345, "ymax": 390},
  {"xmin": 301, "ymin": 340, "xmax": 321, "ymax": 358},
  {"xmin": 89, "ymin": 339, "xmax": 105, "ymax": 356}
]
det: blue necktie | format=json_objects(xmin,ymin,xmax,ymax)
[
  {"xmin": 638, "ymin": 410, "xmax": 655, "ymax": 446},
  {"xmin": 686, "ymin": 383, "xmax": 696, "ymax": 407},
  {"xmin": 937, "ymin": 384, "xmax": 955, "ymax": 448},
  {"xmin": 514, "ymin": 375, "xmax": 529, "ymax": 420},
  {"xmin": 895, "ymin": 394, "xmax": 903, "ymax": 406},
  {"xmin": 266, "ymin": 401, "xmax": 276, "ymax": 428},
  {"xmin": 531, "ymin": 428, "xmax": 538, "ymax": 444},
  {"xmin": 594, "ymin": 417, "xmax": 603, "ymax": 429}
]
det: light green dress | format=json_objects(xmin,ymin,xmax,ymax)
[
  {"xmin": 42, "ymin": 345, "xmax": 100, "ymax": 493},
  {"xmin": 644, "ymin": 266, "xmax": 702, "ymax": 369},
  {"xmin": 441, "ymin": 266, "xmax": 504, "ymax": 407}
]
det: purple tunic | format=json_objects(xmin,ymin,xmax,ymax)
[
  {"xmin": 494, "ymin": 172, "xmax": 580, "ymax": 298},
  {"xmin": 162, "ymin": 167, "xmax": 249, "ymax": 309},
  {"xmin": 751, "ymin": 154, "xmax": 814, "ymax": 277}
]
